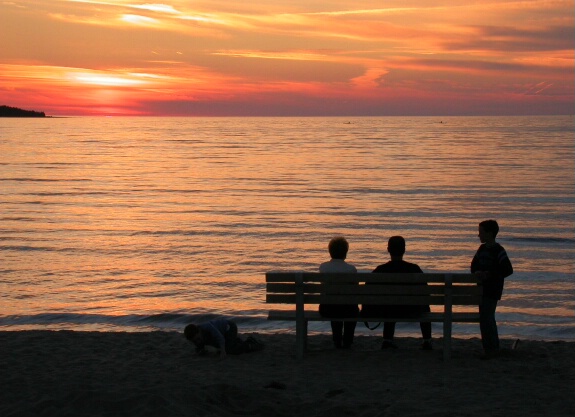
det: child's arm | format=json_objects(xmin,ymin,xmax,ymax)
[{"xmin": 495, "ymin": 247, "xmax": 513, "ymax": 279}]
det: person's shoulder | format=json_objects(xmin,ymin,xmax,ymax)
[
  {"xmin": 319, "ymin": 260, "xmax": 331, "ymax": 271},
  {"xmin": 474, "ymin": 243, "xmax": 487, "ymax": 253},
  {"xmin": 402, "ymin": 261, "xmax": 423, "ymax": 272},
  {"xmin": 493, "ymin": 242, "xmax": 511, "ymax": 259},
  {"xmin": 487, "ymin": 242, "xmax": 507, "ymax": 253},
  {"xmin": 320, "ymin": 259, "xmax": 356, "ymax": 273},
  {"xmin": 344, "ymin": 261, "xmax": 358, "ymax": 272},
  {"xmin": 340, "ymin": 260, "xmax": 357, "ymax": 273},
  {"xmin": 372, "ymin": 262, "xmax": 391, "ymax": 272}
]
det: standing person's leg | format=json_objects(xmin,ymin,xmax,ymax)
[{"xmin": 479, "ymin": 297, "xmax": 500, "ymax": 353}]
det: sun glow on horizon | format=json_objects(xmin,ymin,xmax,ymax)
[{"xmin": 70, "ymin": 73, "xmax": 150, "ymax": 87}]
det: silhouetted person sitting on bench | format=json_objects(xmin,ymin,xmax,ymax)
[{"xmin": 362, "ymin": 236, "xmax": 433, "ymax": 350}]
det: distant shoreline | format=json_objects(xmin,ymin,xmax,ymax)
[{"xmin": 0, "ymin": 105, "xmax": 46, "ymax": 117}]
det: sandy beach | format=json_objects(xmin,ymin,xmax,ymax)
[{"xmin": 1, "ymin": 330, "xmax": 573, "ymax": 417}]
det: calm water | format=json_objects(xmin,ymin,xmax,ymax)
[{"xmin": 1, "ymin": 116, "xmax": 574, "ymax": 340}]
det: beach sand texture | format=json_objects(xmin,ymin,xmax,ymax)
[{"xmin": 1, "ymin": 331, "xmax": 573, "ymax": 417}]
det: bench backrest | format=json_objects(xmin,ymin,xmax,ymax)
[{"xmin": 266, "ymin": 272, "xmax": 482, "ymax": 307}]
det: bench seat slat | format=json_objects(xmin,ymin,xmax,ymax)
[
  {"xmin": 320, "ymin": 284, "xmax": 482, "ymax": 296},
  {"xmin": 320, "ymin": 295, "xmax": 447, "ymax": 304},
  {"xmin": 321, "ymin": 285, "xmax": 442, "ymax": 296},
  {"xmin": 267, "ymin": 294, "xmax": 482, "ymax": 306},
  {"xmin": 316, "ymin": 294, "xmax": 482, "ymax": 305},
  {"xmin": 266, "ymin": 284, "xmax": 482, "ymax": 296}
]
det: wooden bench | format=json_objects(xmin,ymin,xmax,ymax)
[{"xmin": 266, "ymin": 272, "xmax": 482, "ymax": 360}]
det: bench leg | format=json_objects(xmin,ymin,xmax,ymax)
[{"xmin": 296, "ymin": 319, "xmax": 308, "ymax": 359}]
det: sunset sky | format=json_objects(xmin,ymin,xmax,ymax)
[{"xmin": 1, "ymin": 0, "xmax": 573, "ymax": 116}]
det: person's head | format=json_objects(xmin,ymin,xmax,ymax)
[
  {"xmin": 387, "ymin": 236, "xmax": 406, "ymax": 258},
  {"xmin": 184, "ymin": 324, "xmax": 204, "ymax": 345},
  {"xmin": 328, "ymin": 236, "xmax": 349, "ymax": 260},
  {"xmin": 478, "ymin": 219, "xmax": 499, "ymax": 243}
]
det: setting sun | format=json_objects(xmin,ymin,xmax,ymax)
[{"xmin": 70, "ymin": 72, "xmax": 150, "ymax": 87}]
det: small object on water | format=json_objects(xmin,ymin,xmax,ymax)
[{"xmin": 512, "ymin": 339, "xmax": 520, "ymax": 350}]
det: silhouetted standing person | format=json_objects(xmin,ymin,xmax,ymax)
[{"xmin": 471, "ymin": 220, "xmax": 513, "ymax": 359}]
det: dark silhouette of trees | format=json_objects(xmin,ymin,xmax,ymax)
[{"xmin": 0, "ymin": 105, "xmax": 46, "ymax": 117}]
